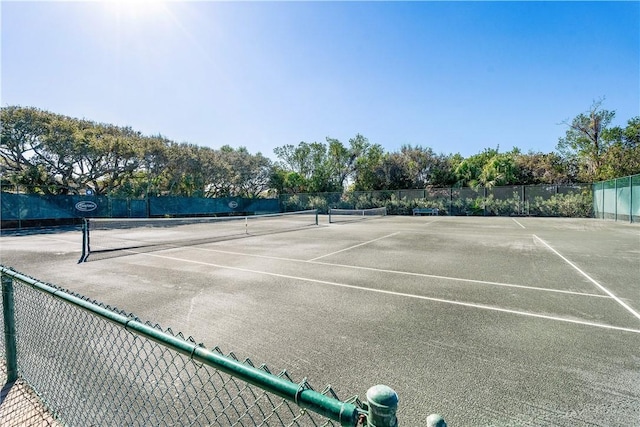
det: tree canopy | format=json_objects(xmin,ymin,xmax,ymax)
[{"xmin": 1, "ymin": 104, "xmax": 638, "ymax": 197}]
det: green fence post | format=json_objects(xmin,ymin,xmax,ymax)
[
  {"xmin": 602, "ymin": 182, "xmax": 605, "ymax": 219},
  {"xmin": 426, "ymin": 414, "xmax": 447, "ymax": 427},
  {"xmin": 483, "ymin": 187, "xmax": 487, "ymax": 216},
  {"xmin": 2, "ymin": 273, "xmax": 18, "ymax": 383},
  {"xmin": 16, "ymin": 184, "xmax": 22, "ymax": 229},
  {"xmin": 366, "ymin": 385, "xmax": 398, "ymax": 426},
  {"xmin": 630, "ymin": 177, "xmax": 634, "ymax": 223},
  {"xmin": 614, "ymin": 178, "xmax": 618, "ymax": 221}
]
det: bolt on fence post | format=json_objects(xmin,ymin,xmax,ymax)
[
  {"xmin": 366, "ymin": 384, "xmax": 398, "ymax": 427},
  {"xmin": 2, "ymin": 273, "xmax": 19, "ymax": 383}
]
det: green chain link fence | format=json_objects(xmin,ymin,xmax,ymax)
[
  {"xmin": 0, "ymin": 190, "xmax": 281, "ymax": 229},
  {"xmin": 1, "ymin": 266, "xmax": 407, "ymax": 427},
  {"xmin": 1, "ymin": 183, "xmax": 597, "ymax": 231},
  {"xmin": 280, "ymin": 184, "xmax": 593, "ymax": 217}
]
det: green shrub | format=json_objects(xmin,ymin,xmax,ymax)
[{"xmin": 531, "ymin": 192, "xmax": 593, "ymax": 217}]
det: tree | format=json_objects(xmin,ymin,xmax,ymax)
[
  {"xmin": 514, "ymin": 151, "xmax": 577, "ymax": 184},
  {"xmin": 478, "ymin": 153, "xmax": 518, "ymax": 188},
  {"xmin": 375, "ymin": 152, "xmax": 413, "ymax": 190},
  {"xmin": 397, "ymin": 145, "xmax": 436, "ymax": 188},
  {"xmin": 133, "ymin": 135, "xmax": 171, "ymax": 198},
  {"xmin": 1, "ymin": 106, "xmax": 283, "ymax": 198},
  {"xmin": 429, "ymin": 153, "xmax": 459, "ymax": 187},
  {"xmin": 160, "ymin": 143, "xmax": 208, "ymax": 197},
  {"xmin": 273, "ymin": 137, "xmax": 373, "ymax": 194},
  {"xmin": 1, "ymin": 106, "xmax": 151, "ymax": 196},
  {"xmin": 557, "ymin": 99, "xmax": 616, "ymax": 182},
  {"xmin": 599, "ymin": 116, "xmax": 640, "ymax": 179},
  {"xmin": 351, "ymin": 143, "xmax": 385, "ymax": 191},
  {"xmin": 1, "ymin": 106, "xmax": 56, "ymax": 192},
  {"xmin": 75, "ymin": 124, "xmax": 143, "ymax": 195},
  {"xmin": 454, "ymin": 148, "xmax": 499, "ymax": 187},
  {"xmin": 225, "ymin": 147, "xmax": 273, "ymax": 198}
]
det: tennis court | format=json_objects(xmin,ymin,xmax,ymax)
[{"xmin": 1, "ymin": 215, "xmax": 639, "ymax": 426}]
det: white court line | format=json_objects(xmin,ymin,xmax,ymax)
[
  {"xmin": 310, "ymin": 260, "xmax": 609, "ymax": 298},
  {"xmin": 307, "ymin": 232, "xmax": 401, "ymax": 261},
  {"xmin": 128, "ymin": 250, "xmax": 640, "ymax": 335},
  {"xmin": 533, "ymin": 234, "xmax": 640, "ymax": 323},
  {"xmin": 512, "ymin": 218, "xmax": 526, "ymax": 229},
  {"xmin": 85, "ymin": 231, "xmax": 608, "ymax": 299},
  {"xmin": 179, "ymin": 246, "xmax": 609, "ymax": 298}
]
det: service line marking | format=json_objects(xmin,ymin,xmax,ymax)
[
  {"xmin": 307, "ymin": 232, "xmax": 401, "ymax": 261},
  {"xmin": 175, "ymin": 246, "xmax": 610, "ymax": 298},
  {"xmin": 131, "ymin": 250, "xmax": 640, "ymax": 335},
  {"xmin": 533, "ymin": 234, "xmax": 640, "ymax": 323},
  {"xmin": 512, "ymin": 218, "xmax": 526, "ymax": 229}
]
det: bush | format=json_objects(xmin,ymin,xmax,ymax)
[
  {"xmin": 307, "ymin": 196, "xmax": 329, "ymax": 214},
  {"xmin": 279, "ymin": 186, "xmax": 593, "ymax": 217},
  {"xmin": 531, "ymin": 192, "xmax": 593, "ymax": 217},
  {"xmin": 484, "ymin": 194, "xmax": 523, "ymax": 216}
]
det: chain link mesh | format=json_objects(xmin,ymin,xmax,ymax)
[
  {"xmin": 1, "ymin": 273, "xmax": 363, "ymax": 426},
  {"xmin": 278, "ymin": 184, "xmax": 592, "ymax": 216}
]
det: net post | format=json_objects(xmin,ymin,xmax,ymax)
[
  {"xmin": 78, "ymin": 218, "xmax": 88, "ymax": 263},
  {"xmin": 315, "ymin": 209, "xmax": 318, "ymax": 225},
  {"xmin": 2, "ymin": 272, "xmax": 19, "ymax": 383}
]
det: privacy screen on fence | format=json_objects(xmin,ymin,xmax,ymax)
[
  {"xmin": 593, "ymin": 174, "xmax": 639, "ymax": 222},
  {"xmin": 0, "ymin": 193, "xmax": 280, "ymax": 226}
]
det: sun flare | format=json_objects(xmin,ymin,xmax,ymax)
[{"xmin": 104, "ymin": 0, "xmax": 170, "ymax": 24}]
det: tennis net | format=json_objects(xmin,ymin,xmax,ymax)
[
  {"xmin": 328, "ymin": 207, "xmax": 387, "ymax": 224},
  {"xmin": 79, "ymin": 210, "xmax": 318, "ymax": 262}
]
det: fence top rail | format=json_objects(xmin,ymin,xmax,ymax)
[
  {"xmin": 593, "ymin": 173, "xmax": 640, "ymax": 185},
  {"xmin": 0, "ymin": 265, "xmax": 362, "ymax": 426}
]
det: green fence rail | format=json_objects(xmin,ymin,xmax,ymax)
[
  {"xmin": 0, "ymin": 266, "xmax": 411, "ymax": 426},
  {"xmin": 592, "ymin": 174, "xmax": 640, "ymax": 223}
]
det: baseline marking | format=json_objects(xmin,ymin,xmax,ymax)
[
  {"xmin": 307, "ymin": 232, "xmax": 401, "ymax": 261},
  {"xmin": 512, "ymin": 218, "xmax": 526, "ymax": 229},
  {"xmin": 126, "ymin": 250, "xmax": 640, "ymax": 335},
  {"xmin": 533, "ymin": 234, "xmax": 640, "ymax": 322}
]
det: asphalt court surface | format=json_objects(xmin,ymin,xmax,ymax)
[{"xmin": 1, "ymin": 216, "xmax": 639, "ymax": 426}]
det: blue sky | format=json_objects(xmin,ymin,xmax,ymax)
[{"xmin": 2, "ymin": 1, "xmax": 639, "ymax": 159}]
